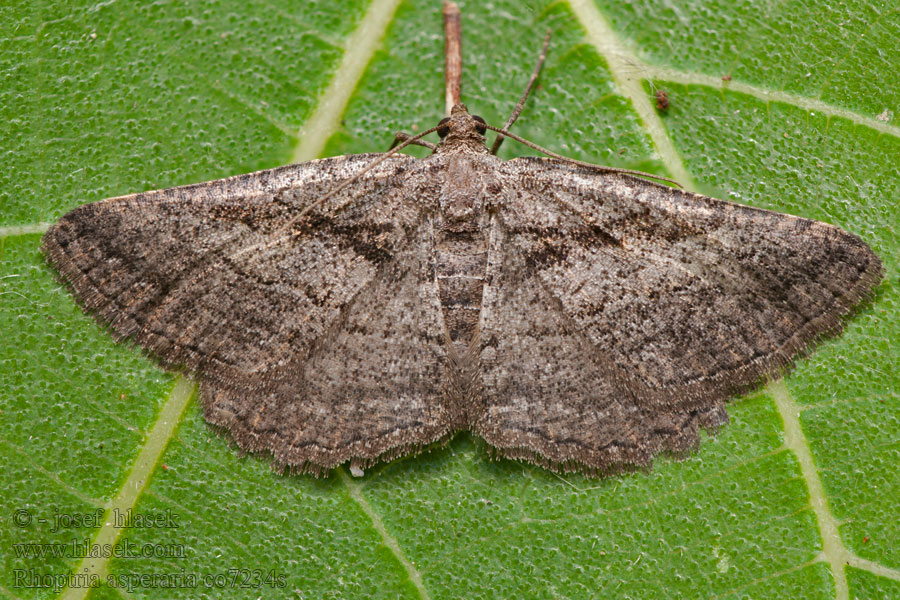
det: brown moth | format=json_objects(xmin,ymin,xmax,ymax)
[{"xmin": 42, "ymin": 7, "xmax": 882, "ymax": 477}]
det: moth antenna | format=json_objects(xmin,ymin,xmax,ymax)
[
  {"xmin": 490, "ymin": 28, "xmax": 551, "ymax": 155},
  {"xmin": 482, "ymin": 123, "xmax": 683, "ymax": 188},
  {"xmin": 289, "ymin": 123, "xmax": 444, "ymax": 227},
  {"xmin": 226, "ymin": 123, "xmax": 447, "ymax": 264},
  {"xmin": 389, "ymin": 132, "xmax": 439, "ymax": 152}
]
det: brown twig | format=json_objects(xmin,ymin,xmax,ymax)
[{"xmin": 443, "ymin": 1, "xmax": 462, "ymax": 116}]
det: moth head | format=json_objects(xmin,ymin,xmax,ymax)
[{"xmin": 436, "ymin": 104, "xmax": 488, "ymax": 151}]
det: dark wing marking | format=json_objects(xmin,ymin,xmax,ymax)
[
  {"xmin": 497, "ymin": 158, "xmax": 881, "ymax": 406},
  {"xmin": 476, "ymin": 157, "xmax": 881, "ymax": 473},
  {"xmin": 44, "ymin": 154, "xmax": 454, "ymax": 471},
  {"xmin": 477, "ymin": 212, "xmax": 730, "ymax": 474},
  {"xmin": 202, "ymin": 215, "xmax": 452, "ymax": 472}
]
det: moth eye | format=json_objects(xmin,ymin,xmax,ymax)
[
  {"xmin": 472, "ymin": 115, "xmax": 487, "ymax": 134},
  {"xmin": 437, "ymin": 117, "xmax": 451, "ymax": 138}
]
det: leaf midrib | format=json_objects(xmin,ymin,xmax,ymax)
[{"xmin": 59, "ymin": 377, "xmax": 194, "ymax": 600}]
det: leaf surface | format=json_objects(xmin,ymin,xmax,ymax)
[{"xmin": 1, "ymin": 1, "xmax": 898, "ymax": 598}]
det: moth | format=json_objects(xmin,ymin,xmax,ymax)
[{"xmin": 42, "ymin": 10, "xmax": 882, "ymax": 477}]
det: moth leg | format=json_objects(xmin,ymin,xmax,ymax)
[{"xmin": 390, "ymin": 132, "xmax": 439, "ymax": 152}]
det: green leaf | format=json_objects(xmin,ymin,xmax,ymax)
[{"xmin": 2, "ymin": 0, "xmax": 898, "ymax": 599}]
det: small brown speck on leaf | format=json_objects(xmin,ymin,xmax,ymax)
[{"xmin": 655, "ymin": 90, "xmax": 669, "ymax": 111}]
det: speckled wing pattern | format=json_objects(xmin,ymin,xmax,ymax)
[
  {"xmin": 43, "ymin": 154, "xmax": 455, "ymax": 472},
  {"xmin": 476, "ymin": 157, "xmax": 882, "ymax": 473},
  {"xmin": 43, "ymin": 145, "xmax": 882, "ymax": 476}
]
